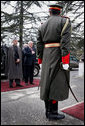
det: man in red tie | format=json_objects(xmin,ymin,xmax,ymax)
[{"xmin": 22, "ymin": 41, "xmax": 36, "ymax": 85}]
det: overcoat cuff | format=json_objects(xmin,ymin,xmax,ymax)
[
  {"xmin": 62, "ymin": 53, "xmax": 70, "ymax": 64},
  {"xmin": 38, "ymin": 58, "xmax": 42, "ymax": 64}
]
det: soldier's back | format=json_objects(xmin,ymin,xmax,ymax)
[{"xmin": 40, "ymin": 15, "xmax": 65, "ymax": 43}]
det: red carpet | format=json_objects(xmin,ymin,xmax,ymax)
[
  {"xmin": 61, "ymin": 102, "xmax": 84, "ymax": 121},
  {"xmin": 1, "ymin": 79, "xmax": 40, "ymax": 92}
]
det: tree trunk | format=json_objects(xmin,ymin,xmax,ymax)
[{"xmin": 19, "ymin": 1, "xmax": 23, "ymax": 48}]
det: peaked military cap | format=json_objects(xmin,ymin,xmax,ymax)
[{"xmin": 48, "ymin": 4, "xmax": 63, "ymax": 11}]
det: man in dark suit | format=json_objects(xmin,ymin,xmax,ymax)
[{"xmin": 22, "ymin": 41, "xmax": 36, "ymax": 85}]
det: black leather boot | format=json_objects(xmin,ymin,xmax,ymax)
[
  {"xmin": 45, "ymin": 100, "xmax": 51, "ymax": 119},
  {"xmin": 45, "ymin": 100, "xmax": 65, "ymax": 120},
  {"xmin": 51, "ymin": 101, "xmax": 65, "ymax": 120}
]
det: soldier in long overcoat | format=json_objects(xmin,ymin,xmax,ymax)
[
  {"xmin": 7, "ymin": 39, "xmax": 23, "ymax": 88},
  {"xmin": 37, "ymin": 4, "xmax": 71, "ymax": 120}
]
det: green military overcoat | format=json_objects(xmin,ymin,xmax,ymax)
[{"xmin": 37, "ymin": 15, "xmax": 71, "ymax": 101}]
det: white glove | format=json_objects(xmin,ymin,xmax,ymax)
[{"xmin": 62, "ymin": 64, "xmax": 69, "ymax": 70}]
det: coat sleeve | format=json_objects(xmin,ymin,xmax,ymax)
[
  {"xmin": 37, "ymin": 26, "xmax": 44, "ymax": 61},
  {"xmin": 23, "ymin": 47, "xmax": 32, "ymax": 57},
  {"xmin": 60, "ymin": 17, "xmax": 72, "ymax": 64},
  {"xmin": 6, "ymin": 47, "xmax": 12, "ymax": 73}
]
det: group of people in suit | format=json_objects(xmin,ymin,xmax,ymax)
[{"xmin": 7, "ymin": 40, "xmax": 36, "ymax": 88}]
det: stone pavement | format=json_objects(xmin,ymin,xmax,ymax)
[
  {"xmin": 1, "ymin": 70, "xmax": 84, "ymax": 125},
  {"xmin": 1, "ymin": 89, "xmax": 84, "ymax": 125}
]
